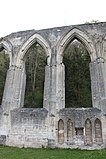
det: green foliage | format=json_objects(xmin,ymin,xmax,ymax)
[
  {"xmin": 0, "ymin": 40, "xmax": 92, "ymax": 109},
  {"xmin": 0, "ymin": 146, "xmax": 105, "ymax": 159},
  {"xmin": 63, "ymin": 40, "xmax": 92, "ymax": 108},
  {"xmin": 0, "ymin": 51, "xmax": 9, "ymax": 104},
  {"xmin": 85, "ymin": 20, "xmax": 99, "ymax": 24},
  {"xmin": 24, "ymin": 43, "xmax": 46, "ymax": 108}
]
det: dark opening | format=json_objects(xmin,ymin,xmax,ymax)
[
  {"xmin": 24, "ymin": 43, "xmax": 47, "ymax": 108},
  {"xmin": 75, "ymin": 128, "xmax": 83, "ymax": 136},
  {"xmin": 63, "ymin": 39, "xmax": 92, "ymax": 108},
  {"xmin": 0, "ymin": 49, "xmax": 9, "ymax": 105}
]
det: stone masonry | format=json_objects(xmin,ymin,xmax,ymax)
[{"xmin": 0, "ymin": 22, "xmax": 106, "ymax": 149}]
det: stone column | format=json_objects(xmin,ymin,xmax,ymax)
[
  {"xmin": 43, "ymin": 65, "xmax": 51, "ymax": 110},
  {"xmin": 90, "ymin": 59, "xmax": 106, "ymax": 113},
  {"xmin": 2, "ymin": 64, "xmax": 26, "ymax": 113},
  {"xmin": 45, "ymin": 62, "xmax": 65, "ymax": 114},
  {"xmin": 11, "ymin": 66, "xmax": 26, "ymax": 109},
  {"xmin": 101, "ymin": 60, "xmax": 106, "ymax": 114},
  {"xmin": 1, "ymin": 66, "xmax": 15, "ymax": 133},
  {"xmin": 1, "ymin": 65, "xmax": 25, "ymax": 133},
  {"xmin": 15, "ymin": 65, "xmax": 26, "ymax": 108},
  {"xmin": 55, "ymin": 63, "xmax": 65, "ymax": 111},
  {"xmin": 43, "ymin": 41, "xmax": 65, "ymax": 115},
  {"xmin": 48, "ymin": 64, "xmax": 57, "ymax": 115}
]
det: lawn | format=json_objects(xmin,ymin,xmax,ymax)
[{"xmin": 0, "ymin": 146, "xmax": 105, "ymax": 159}]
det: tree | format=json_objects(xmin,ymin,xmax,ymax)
[
  {"xmin": 0, "ymin": 40, "xmax": 92, "ymax": 109},
  {"xmin": 24, "ymin": 43, "xmax": 47, "ymax": 108},
  {"xmin": 85, "ymin": 20, "xmax": 99, "ymax": 24},
  {"xmin": 63, "ymin": 39, "xmax": 92, "ymax": 108},
  {"xmin": 0, "ymin": 50, "xmax": 9, "ymax": 104}
]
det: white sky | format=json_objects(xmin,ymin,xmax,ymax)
[{"xmin": 0, "ymin": 0, "xmax": 106, "ymax": 37}]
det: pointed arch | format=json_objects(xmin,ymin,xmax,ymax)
[
  {"xmin": 16, "ymin": 33, "xmax": 51, "ymax": 67},
  {"xmin": 85, "ymin": 118, "xmax": 92, "ymax": 145},
  {"xmin": 0, "ymin": 37, "xmax": 13, "ymax": 66},
  {"xmin": 95, "ymin": 118, "xmax": 103, "ymax": 144},
  {"xmin": 57, "ymin": 28, "xmax": 96, "ymax": 63},
  {"xmin": 58, "ymin": 119, "xmax": 64, "ymax": 144},
  {"xmin": 67, "ymin": 119, "xmax": 73, "ymax": 143}
]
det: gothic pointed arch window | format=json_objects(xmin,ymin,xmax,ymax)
[
  {"xmin": 67, "ymin": 119, "xmax": 73, "ymax": 143},
  {"xmin": 63, "ymin": 37, "xmax": 92, "ymax": 108},
  {"xmin": 24, "ymin": 42, "xmax": 47, "ymax": 108},
  {"xmin": 95, "ymin": 118, "xmax": 103, "ymax": 144},
  {"xmin": 85, "ymin": 118, "xmax": 92, "ymax": 145},
  {"xmin": 58, "ymin": 119, "xmax": 64, "ymax": 144}
]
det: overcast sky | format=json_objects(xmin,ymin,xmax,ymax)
[{"xmin": 0, "ymin": 0, "xmax": 106, "ymax": 37}]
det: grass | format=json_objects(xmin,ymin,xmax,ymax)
[{"xmin": 0, "ymin": 146, "xmax": 105, "ymax": 159}]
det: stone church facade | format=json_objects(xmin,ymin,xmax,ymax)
[{"xmin": 0, "ymin": 22, "xmax": 106, "ymax": 149}]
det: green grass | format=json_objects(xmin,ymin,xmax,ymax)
[{"xmin": 0, "ymin": 146, "xmax": 105, "ymax": 159}]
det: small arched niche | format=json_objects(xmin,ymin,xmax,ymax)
[
  {"xmin": 63, "ymin": 38, "xmax": 92, "ymax": 108},
  {"xmin": 67, "ymin": 119, "xmax": 73, "ymax": 144},
  {"xmin": 0, "ymin": 47, "xmax": 10, "ymax": 105},
  {"xmin": 58, "ymin": 119, "xmax": 64, "ymax": 144},
  {"xmin": 85, "ymin": 118, "xmax": 92, "ymax": 145},
  {"xmin": 24, "ymin": 42, "xmax": 47, "ymax": 108},
  {"xmin": 95, "ymin": 118, "xmax": 103, "ymax": 144}
]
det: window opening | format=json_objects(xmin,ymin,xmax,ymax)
[
  {"xmin": 24, "ymin": 43, "xmax": 47, "ymax": 108},
  {"xmin": 63, "ymin": 39, "xmax": 92, "ymax": 108}
]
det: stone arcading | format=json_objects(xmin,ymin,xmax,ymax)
[{"xmin": 0, "ymin": 22, "xmax": 106, "ymax": 149}]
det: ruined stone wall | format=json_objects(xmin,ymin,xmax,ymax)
[
  {"xmin": 56, "ymin": 108, "xmax": 103, "ymax": 149},
  {"xmin": 0, "ymin": 22, "xmax": 106, "ymax": 149},
  {"xmin": 7, "ymin": 108, "xmax": 49, "ymax": 148}
]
